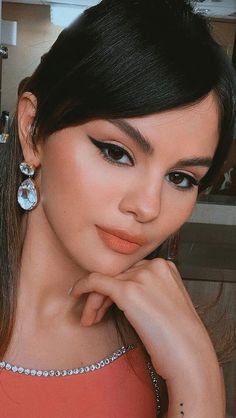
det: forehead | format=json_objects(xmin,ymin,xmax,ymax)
[{"xmin": 134, "ymin": 92, "xmax": 219, "ymax": 127}]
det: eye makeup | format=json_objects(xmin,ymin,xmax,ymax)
[
  {"xmin": 166, "ymin": 171, "xmax": 200, "ymax": 191},
  {"xmin": 89, "ymin": 136, "xmax": 134, "ymax": 166},
  {"xmin": 89, "ymin": 135, "xmax": 200, "ymax": 191}
]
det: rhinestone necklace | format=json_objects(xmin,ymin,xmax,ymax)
[
  {"xmin": 0, "ymin": 345, "xmax": 135, "ymax": 378},
  {"xmin": 0, "ymin": 344, "xmax": 161, "ymax": 413}
]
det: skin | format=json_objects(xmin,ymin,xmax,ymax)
[{"xmin": 7, "ymin": 91, "xmax": 224, "ymax": 417}]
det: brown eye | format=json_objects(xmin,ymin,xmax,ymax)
[
  {"xmin": 167, "ymin": 172, "xmax": 199, "ymax": 190},
  {"xmin": 169, "ymin": 173, "xmax": 185, "ymax": 185},
  {"xmin": 107, "ymin": 145, "xmax": 126, "ymax": 161}
]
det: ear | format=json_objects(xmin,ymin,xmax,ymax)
[{"xmin": 18, "ymin": 92, "xmax": 41, "ymax": 168}]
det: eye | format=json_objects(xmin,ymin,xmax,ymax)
[
  {"xmin": 167, "ymin": 172, "xmax": 199, "ymax": 190},
  {"xmin": 89, "ymin": 137, "xmax": 134, "ymax": 166}
]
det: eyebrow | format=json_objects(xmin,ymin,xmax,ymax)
[
  {"xmin": 108, "ymin": 118, "xmax": 213, "ymax": 168},
  {"xmin": 174, "ymin": 157, "xmax": 213, "ymax": 168},
  {"xmin": 108, "ymin": 118, "xmax": 154, "ymax": 155}
]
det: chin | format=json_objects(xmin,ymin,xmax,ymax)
[
  {"xmin": 76, "ymin": 250, "xmax": 140, "ymax": 277},
  {"xmin": 90, "ymin": 260, "xmax": 133, "ymax": 277}
]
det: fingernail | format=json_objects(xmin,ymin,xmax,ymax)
[
  {"xmin": 68, "ymin": 286, "xmax": 73, "ymax": 296},
  {"xmin": 80, "ymin": 319, "xmax": 93, "ymax": 327}
]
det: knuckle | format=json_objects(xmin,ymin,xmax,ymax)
[
  {"xmin": 138, "ymin": 270, "xmax": 154, "ymax": 286},
  {"xmin": 136, "ymin": 269, "xmax": 149, "ymax": 281},
  {"xmin": 151, "ymin": 257, "xmax": 169, "ymax": 271},
  {"xmin": 157, "ymin": 257, "xmax": 168, "ymax": 267},
  {"xmin": 167, "ymin": 260, "xmax": 178, "ymax": 271},
  {"xmin": 148, "ymin": 258, "xmax": 179, "ymax": 284}
]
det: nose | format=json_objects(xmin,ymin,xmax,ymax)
[{"xmin": 118, "ymin": 177, "xmax": 163, "ymax": 223}]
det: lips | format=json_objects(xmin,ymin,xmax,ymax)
[{"xmin": 96, "ymin": 225, "xmax": 147, "ymax": 255}]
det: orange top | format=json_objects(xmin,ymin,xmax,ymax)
[{"xmin": 0, "ymin": 346, "xmax": 159, "ymax": 418}]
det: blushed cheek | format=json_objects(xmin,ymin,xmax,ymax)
[
  {"xmin": 76, "ymin": 158, "xmax": 126, "ymax": 201},
  {"xmin": 40, "ymin": 161, "xmax": 116, "ymax": 234},
  {"xmin": 162, "ymin": 189, "xmax": 197, "ymax": 232}
]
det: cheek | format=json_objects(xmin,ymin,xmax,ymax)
[
  {"xmin": 39, "ymin": 145, "xmax": 121, "ymax": 232},
  {"xmin": 138, "ymin": 188, "xmax": 198, "ymax": 260},
  {"xmin": 156, "ymin": 187, "xmax": 198, "ymax": 243},
  {"xmin": 164, "ymin": 188, "xmax": 197, "ymax": 228}
]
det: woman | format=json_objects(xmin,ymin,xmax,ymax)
[{"xmin": 0, "ymin": 0, "xmax": 235, "ymax": 417}]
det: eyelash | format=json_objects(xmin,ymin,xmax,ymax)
[
  {"xmin": 89, "ymin": 136, "xmax": 199, "ymax": 191},
  {"xmin": 89, "ymin": 136, "xmax": 134, "ymax": 166},
  {"xmin": 167, "ymin": 172, "xmax": 199, "ymax": 191}
]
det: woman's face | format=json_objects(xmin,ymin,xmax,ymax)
[{"xmin": 38, "ymin": 93, "xmax": 219, "ymax": 276}]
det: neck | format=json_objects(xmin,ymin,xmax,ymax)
[{"xmin": 18, "ymin": 206, "xmax": 88, "ymax": 323}]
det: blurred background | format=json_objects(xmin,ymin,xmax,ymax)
[{"xmin": 0, "ymin": 1, "xmax": 235, "ymax": 416}]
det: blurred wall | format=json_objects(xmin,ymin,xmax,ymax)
[{"xmin": 1, "ymin": 2, "xmax": 62, "ymax": 114}]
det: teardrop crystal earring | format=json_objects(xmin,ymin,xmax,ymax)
[{"xmin": 17, "ymin": 162, "xmax": 38, "ymax": 211}]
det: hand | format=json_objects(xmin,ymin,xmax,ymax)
[{"xmin": 70, "ymin": 258, "xmax": 216, "ymax": 381}]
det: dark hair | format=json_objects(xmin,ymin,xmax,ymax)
[
  {"xmin": 17, "ymin": 77, "xmax": 31, "ymax": 96},
  {"xmin": 0, "ymin": 0, "xmax": 235, "ymax": 415}
]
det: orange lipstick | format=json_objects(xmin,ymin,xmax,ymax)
[{"xmin": 96, "ymin": 226, "xmax": 146, "ymax": 255}]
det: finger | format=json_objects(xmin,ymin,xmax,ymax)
[
  {"xmin": 69, "ymin": 273, "xmax": 88, "ymax": 296},
  {"xmin": 94, "ymin": 298, "xmax": 114, "ymax": 324},
  {"xmin": 71, "ymin": 272, "xmax": 124, "ymax": 309},
  {"xmin": 81, "ymin": 295, "xmax": 113, "ymax": 326},
  {"xmin": 80, "ymin": 292, "xmax": 107, "ymax": 326}
]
